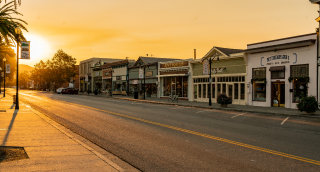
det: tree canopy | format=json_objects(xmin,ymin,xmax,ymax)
[
  {"xmin": 0, "ymin": 0, "xmax": 27, "ymax": 45},
  {"xmin": 30, "ymin": 49, "xmax": 77, "ymax": 90}
]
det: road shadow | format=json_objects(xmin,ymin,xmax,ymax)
[
  {"xmin": 10, "ymin": 104, "xmax": 15, "ymax": 109},
  {"xmin": 1, "ymin": 109, "xmax": 19, "ymax": 146}
]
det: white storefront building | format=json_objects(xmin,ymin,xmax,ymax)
[{"xmin": 246, "ymin": 33, "xmax": 317, "ymax": 108}]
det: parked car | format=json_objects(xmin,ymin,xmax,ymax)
[
  {"xmin": 56, "ymin": 87, "xmax": 65, "ymax": 94},
  {"xmin": 61, "ymin": 88, "xmax": 78, "ymax": 95}
]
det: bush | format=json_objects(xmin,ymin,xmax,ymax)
[
  {"xmin": 217, "ymin": 93, "xmax": 232, "ymax": 104},
  {"xmin": 296, "ymin": 96, "xmax": 319, "ymax": 113}
]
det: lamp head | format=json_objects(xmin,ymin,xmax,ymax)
[
  {"xmin": 15, "ymin": 27, "xmax": 21, "ymax": 35},
  {"xmin": 0, "ymin": 67, "xmax": 2, "ymax": 71},
  {"xmin": 3, "ymin": 58, "xmax": 6, "ymax": 62},
  {"xmin": 216, "ymin": 56, "xmax": 220, "ymax": 62}
]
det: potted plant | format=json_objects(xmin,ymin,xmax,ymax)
[
  {"xmin": 217, "ymin": 93, "xmax": 232, "ymax": 107},
  {"xmin": 296, "ymin": 95, "xmax": 319, "ymax": 114}
]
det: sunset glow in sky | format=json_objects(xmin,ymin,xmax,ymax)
[{"xmin": 12, "ymin": 0, "xmax": 320, "ymax": 66}]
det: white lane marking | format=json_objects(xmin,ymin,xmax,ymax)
[
  {"xmin": 281, "ymin": 117, "xmax": 289, "ymax": 125},
  {"xmin": 231, "ymin": 113, "xmax": 244, "ymax": 118}
]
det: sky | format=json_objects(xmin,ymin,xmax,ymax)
[{"xmin": 9, "ymin": 0, "xmax": 320, "ymax": 67}]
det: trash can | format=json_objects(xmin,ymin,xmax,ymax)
[
  {"xmin": 13, "ymin": 95, "xmax": 16, "ymax": 104},
  {"xmin": 134, "ymin": 91, "xmax": 138, "ymax": 99}
]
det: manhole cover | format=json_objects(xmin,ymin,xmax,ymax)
[{"xmin": 0, "ymin": 146, "xmax": 28, "ymax": 163}]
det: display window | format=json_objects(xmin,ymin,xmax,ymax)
[
  {"xmin": 290, "ymin": 64, "xmax": 309, "ymax": 103},
  {"xmin": 162, "ymin": 76, "xmax": 188, "ymax": 97},
  {"xmin": 293, "ymin": 81, "xmax": 308, "ymax": 103},
  {"xmin": 253, "ymin": 81, "xmax": 266, "ymax": 101},
  {"xmin": 252, "ymin": 67, "xmax": 266, "ymax": 101}
]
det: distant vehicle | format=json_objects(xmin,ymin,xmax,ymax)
[
  {"xmin": 56, "ymin": 87, "xmax": 65, "ymax": 94},
  {"xmin": 29, "ymin": 87, "xmax": 36, "ymax": 91},
  {"xmin": 61, "ymin": 88, "xmax": 78, "ymax": 95}
]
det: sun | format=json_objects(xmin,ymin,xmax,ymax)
[{"xmin": 23, "ymin": 34, "xmax": 51, "ymax": 64}]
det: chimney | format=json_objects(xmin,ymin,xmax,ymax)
[{"xmin": 194, "ymin": 49, "xmax": 196, "ymax": 60}]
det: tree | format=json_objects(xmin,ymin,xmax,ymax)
[
  {"xmin": 0, "ymin": 0, "xmax": 27, "ymax": 45},
  {"xmin": 50, "ymin": 49, "xmax": 77, "ymax": 90},
  {"xmin": 18, "ymin": 70, "xmax": 29, "ymax": 88},
  {"xmin": 30, "ymin": 49, "xmax": 77, "ymax": 90}
]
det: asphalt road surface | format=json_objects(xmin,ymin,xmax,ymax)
[{"xmin": 6, "ymin": 89, "xmax": 320, "ymax": 172}]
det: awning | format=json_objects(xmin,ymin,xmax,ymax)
[{"xmin": 269, "ymin": 66, "xmax": 285, "ymax": 72}]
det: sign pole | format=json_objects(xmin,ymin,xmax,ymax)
[{"xmin": 209, "ymin": 58, "xmax": 212, "ymax": 106}]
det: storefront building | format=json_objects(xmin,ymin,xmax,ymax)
[
  {"xmin": 192, "ymin": 47, "xmax": 247, "ymax": 104},
  {"xmin": 128, "ymin": 56, "xmax": 178, "ymax": 97},
  {"xmin": 158, "ymin": 59, "xmax": 192, "ymax": 100},
  {"xmin": 246, "ymin": 33, "xmax": 317, "ymax": 108},
  {"xmin": 100, "ymin": 59, "xmax": 135, "ymax": 95},
  {"xmin": 79, "ymin": 58, "xmax": 123, "ymax": 92}
]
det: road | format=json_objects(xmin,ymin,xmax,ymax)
[{"xmin": 6, "ymin": 89, "xmax": 320, "ymax": 172}]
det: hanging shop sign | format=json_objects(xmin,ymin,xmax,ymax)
[
  {"xmin": 145, "ymin": 71, "xmax": 153, "ymax": 77},
  {"xmin": 20, "ymin": 41, "xmax": 30, "ymax": 59},
  {"xmin": 6, "ymin": 64, "xmax": 10, "ymax": 73},
  {"xmin": 160, "ymin": 61, "xmax": 188, "ymax": 68},
  {"xmin": 132, "ymin": 80, "xmax": 139, "ymax": 84},
  {"xmin": 203, "ymin": 60, "xmax": 209, "ymax": 75},
  {"xmin": 95, "ymin": 71, "xmax": 100, "ymax": 76},
  {"xmin": 139, "ymin": 68, "xmax": 144, "ymax": 78}
]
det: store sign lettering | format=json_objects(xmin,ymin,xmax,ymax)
[
  {"xmin": 267, "ymin": 55, "xmax": 289, "ymax": 62},
  {"xmin": 161, "ymin": 61, "xmax": 188, "ymax": 68}
]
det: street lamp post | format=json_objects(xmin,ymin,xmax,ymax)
[
  {"xmin": 3, "ymin": 58, "xmax": 6, "ymax": 97},
  {"xmin": 15, "ymin": 27, "xmax": 21, "ymax": 109},
  {"xmin": 205, "ymin": 52, "xmax": 220, "ymax": 106}
]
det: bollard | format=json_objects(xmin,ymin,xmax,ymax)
[{"xmin": 13, "ymin": 95, "xmax": 16, "ymax": 104}]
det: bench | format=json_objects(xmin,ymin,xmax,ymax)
[{"xmin": 168, "ymin": 95, "xmax": 178, "ymax": 103}]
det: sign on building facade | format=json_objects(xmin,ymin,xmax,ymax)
[{"xmin": 6, "ymin": 64, "xmax": 10, "ymax": 73}]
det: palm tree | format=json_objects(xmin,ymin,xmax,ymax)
[
  {"xmin": 4, "ymin": 0, "xmax": 20, "ymax": 9},
  {"xmin": 0, "ymin": 0, "xmax": 27, "ymax": 45}
]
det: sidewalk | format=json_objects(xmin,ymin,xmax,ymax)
[
  {"xmin": 0, "ymin": 94, "xmax": 123, "ymax": 172},
  {"xmin": 78, "ymin": 92, "xmax": 320, "ymax": 119}
]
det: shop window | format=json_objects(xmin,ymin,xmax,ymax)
[
  {"xmin": 176, "ymin": 77, "xmax": 182, "ymax": 97},
  {"xmin": 229, "ymin": 77, "xmax": 232, "ymax": 82},
  {"xmin": 212, "ymin": 84, "xmax": 215, "ymax": 98},
  {"xmin": 234, "ymin": 83, "xmax": 239, "ymax": 99},
  {"xmin": 253, "ymin": 81, "xmax": 266, "ymax": 101},
  {"xmin": 242, "ymin": 76, "xmax": 245, "ymax": 82},
  {"xmin": 252, "ymin": 68, "xmax": 266, "ymax": 101},
  {"xmin": 291, "ymin": 64, "xmax": 309, "ymax": 102},
  {"xmin": 163, "ymin": 77, "xmax": 171, "ymax": 96},
  {"xmin": 241, "ymin": 83, "xmax": 245, "ymax": 100},
  {"xmin": 207, "ymin": 84, "xmax": 210, "ymax": 98},
  {"xmin": 222, "ymin": 84, "xmax": 226, "ymax": 94},
  {"xmin": 199, "ymin": 84, "xmax": 202, "ymax": 98},
  {"xmin": 203, "ymin": 84, "xmax": 206, "ymax": 98},
  {"xmin": 226, "ymin": 77, "xmax": 228, "ymax": 82},
  {"xmin": 293, "ymin": 81, "xmax": 308, "ymax": 102},
  {"xmin": 217, "ymin": 84, "xmax": 221, "ymax": 94},
  {"xmin": 183, "ymin": 76, "xmax": 188, "ymax": 98}
]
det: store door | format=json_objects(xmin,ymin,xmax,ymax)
[
  {"xmin": 272, "ymin": 83, "xmax": 285, "ymax": 107},
  {"xmin": 194, "ymin": 85, "xmax": 197, "ymax": 99},
  {"xmin": 171, "ymin": 83, "xmax": 176, "ymax": 96}
]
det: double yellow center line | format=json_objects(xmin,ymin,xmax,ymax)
[{"xmin": 50, "ymin": 99, "xmax": 320, "ymax": 166}]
